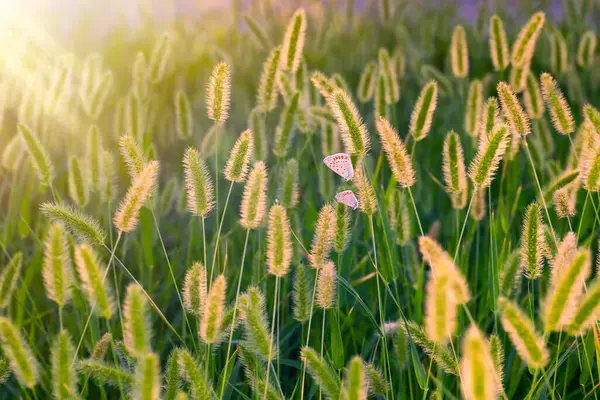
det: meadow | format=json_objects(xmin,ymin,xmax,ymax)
[{"xmin": 1, "ymin": 0, "xmax": 600, "ymax": 398}]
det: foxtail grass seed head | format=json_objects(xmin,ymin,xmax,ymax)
[
  {"xmin": 378, "ymin": 48, "xmax": 400, "ymax": 103},
  {"xmin": 480, "ymin": 96, "xmax": 500, "ymax": 137},
  {"xmin": 311, "ymin": 71, "xmax": 337, "ymax": 99},
  {"xmin": 497, "ymin": 81, "xmax": 531, "ymax": 137},
  {"xmin": 87, "ymin": 124, "xmax": 103, "ymax": 191},
  {"xmin": 68, "ymin": 156, "xmax": 88, "ymax": 207},
  {"xmin": 133, "ymin": 352, "xmax": 160, "ymax": 400},
  {"xmin": 309, "ymin": 203, "xmax": 336, "ymax": 268},
  {"xmin": 0, "ymin": 252, "xmax": 22, "ymax": 310},
  {"xmin": 334, "ymin": 201, "xmax": 351, "ymax": 254},
  {"xmin": 357, "ymin": 61, "xmax": 377, "ymax": 103},
  {"xmin": 523, "ymin": 73, "xmax": 544, "ymax": 119},
  {"xmin": 124, "ymin": 284, "xmax": 152, "ymax": 355},
  {"xmin": 206, "ymin": 62, "xmax": 231, "ymax": 122},
  {"xmin": 509, "ymin": 62, "xmax": 529, "ymax": 93},
  {"xmin": 301, "ymin": 346, "xmax": 341, "ymax": 399},
  {"xmin": 183, "ymin": 262, "xmax": 207, "ymax": 317},
  {"xmin": 279, "ymin": 158, "xmax": 299, "ymax": 209},
  {"xmin": 174, "ymin": 89, "xmax": 193, "ymax": 139},
  {"xmin": 451, "ymin": 25, "xmax": 469, "ymax": 78},
  {"xmin": 550, "ymin": 30, "xmax": 568, "ymax": 76},
  {"xmin": 280, "ymin": 8, "xmax": 306, "ymax": 73},
  {"xmin": 91, "ymin": 333, "xmax": 113, "ymax": 360},
  {"xmin": 549, "ymin": 232, "xmax": 577, "ymax": 284},
  {"xmin": 460, "ymin": 325, "xmax": 499, "ymax": 400},
  {"xmin": 582, "ymin": 146, "xmax": 600, "ymax": 191},
  {"xmin": 328, "ymin": 88, "xmax": 370, "ymax": 155},
  {"xmin": 266, "ymin": 204, "xmax": 293, "ymax": 277},
  {"xmin": 540, "ymin": 72, "xmax": 574, "ymax": 135},
  {"xmin": 41, "ymin": 203, "xmax": 105, "ymax": 245},
  {"xmin": 543, "ymin": 248, "xmax": 591, "ymax": 331},
  {"xmin": 316, "ymin": 261, "xmax": 336, "ymax": 309},
  {"xmin": 75, "ymin": 244, "xmax": 114, "ymax": 319},
  {"xmin": 489, "ymin": 333, "xmax": 505, "ymax": 388},
  {"xmin": 292, "ymin": 264, "xmax": 312, "ymax": 322},
  {"xmin": 577, "ymin": 30, "xmax": 597, "ymax": 69},
  {"xmin": 567, "ymin": 277, "xmax": 600, "ymax": 335},
  {"xmin": 183, "ymin": 148, "xmax": 214, "ymax": 217},
  {"xmin": 126, "ymin": 92, "xmax": 145, "ymax": 143},
  {"xmin": 257, "ymin": 47, "xmax": 282, "ymax": 112},
  {"xmin": 0, "ymin": 317, "xmax": 40, "ymax": 388},
  {"xmin": 132, "ymin": 52, "xmax": 148, "ymax": 100},
  {"xmin": 402, "ymin": 321, "xmax": 459, "ymax": 375},
  {"xmin": 19, "ymin": 123, "xmax": 54, "ymax": 189},
  {"xmin": 489, "ymin": 15, "xmax": 510, "ymax": 71},
  {"xmin": 425, "ymin": 275, "xmax": 457, "ymax": 345},
  {"xmin": 119, "ymin": 135, "xmax": 147, "ymax": 178},
  {"xmin": 51, "ymin": 330, "xmax": 77, "ymax": 400},
  {"xmin": 500, "ymin": 250, "xmax": 521, "ymax": 297},
  {"xmin": 393, "ymin": 47, "xmax": 406, "ymax": 79},
  {"xmin": 409, "ymin": 81, "xmax": 438, "ymax": 140},
  {"xmin": 468, "ymin": 124, "xmax": 509, "ymax": 188},
  {"xmin": 277, "ymin": 73, "xmax": 295, "ymax": 103},
  {"xmin": 511, "ymin": 12, "xmax": 545, "ymax": 67},
  {"xmin": 224, "ymin": 129, "xmax": 254, "ymax": 182},
  {"xmin": 553, "ymin": 188, "xmax": 575, "ymax": 218},
  {"xmin": 376, "ymin": 116, "xmax": 415, "ymax": 187},
  {"xmin": 353, "ymin": 169, "xmax": 377, "ymax": 215},
  {"xmin": 418, "ymin": 236, "xmax": 471, "ymax": 304},
  {"xmin": 389, "ymin": 190, "xmax": 412, "ymax": 244},
  {"xmin": 200, "ymin": 274, "xmax": 226, "ymax": 344},
  {"xmin": 240, "ymin": 287, "xmax": 277, "ymax": 361},
  {"xmin": 465, "ymin": 80, "xmax": 483, "ymax": 136},
  {"xmin": 342, "ymin": 356, "xmax": 367, "ymax": 400},
  {"xmin": 43, "ymin": 224, "xmax": 72, "ymax": 307},
  {"xmin": 179, "ymin": 349, "xmax": 217, "ymax": 398},
  {"xmin": 442, "ymin": 130, "xmax": 467, "ymax": 194},
  {"xmin": 114, "ymin": 161, "xmax": 159, "ymax": 233},
  {"xmin": 240, "ymin": 161, "xmax": 268, "ymax": 229},
  {"xmin": 86, "ymin": 70, "xmax": 113, "ymax": 120},
  {"xmin": 248, "ymin": 107, "xmax": 266, "ymax": 161},
  {"xmin": 148, "ymin": 32, "xmax": 172, "ymax": 83},
  {"xmin": 374, "ymin": 73, "xmax": 389, "ymax": 119},
  {"xmin": 520, "ymin": 203, "xmax": 546, "ymax": 279},
  {"xmin": 273, "ymin": 91, "xmax": 300, "ymax": 158},
  {"xmin": 498, "ymin": 297, "xmax": 548, "ymax": 368}
]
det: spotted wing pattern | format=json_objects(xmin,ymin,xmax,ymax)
[
  {"xmin": 335, "ymin": 190, "xmax": 359, "ymax": 210},
  {"xmin": 323, "ymin": 153, "xmax": 354, "ymax": 181}
]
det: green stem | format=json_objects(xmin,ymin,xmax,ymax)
[
  {"xmin": 210, "ymin": 181, "xmax": 235, "ymax": 287},
  {"xmin": 219, "ymin": 228, "xmax": 251, "ymax": 400},
  {"xmin": 150, "ymin": 208, "xmax": 197, "ymax": 353},
  {"xmin": 263, "ymin": 276, "xmax": 280, "ymax": 399}
]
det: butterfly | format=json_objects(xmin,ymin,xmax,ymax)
[
  {"xmin": 335, "ymin": 190, "xmax": 359, "ymax": 210},
  {"xmin": 323, "ymin": 153, "xmax": 354, "ymax": 181}
]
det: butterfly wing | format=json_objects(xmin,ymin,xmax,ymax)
[
  {"xmin": 335, "ymin": 190, "xmax": 359, "ymax": 210},
  {"xmin": 323, "ymin": 153, "xmax": 354, "ymax": 181}
]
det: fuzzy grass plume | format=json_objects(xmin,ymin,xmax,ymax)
[
  {"xmin": 376, "ymin": 116, "xmax": 415, "ymax": 187},
  {"xmin": 239, "ymin": 161, "xmax": 268, "ymax": 229},
  {"xmin": 114, "ymin": 160, "xmax": 159, "ymax": 233},
  {"xmin": 0, "ymin": 317, "xmax": 40, "ymax": 388}
]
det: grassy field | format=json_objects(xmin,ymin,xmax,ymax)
[{"xmin": 1, "ymin": 0, "xmax": 600, "ymax": 398}]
